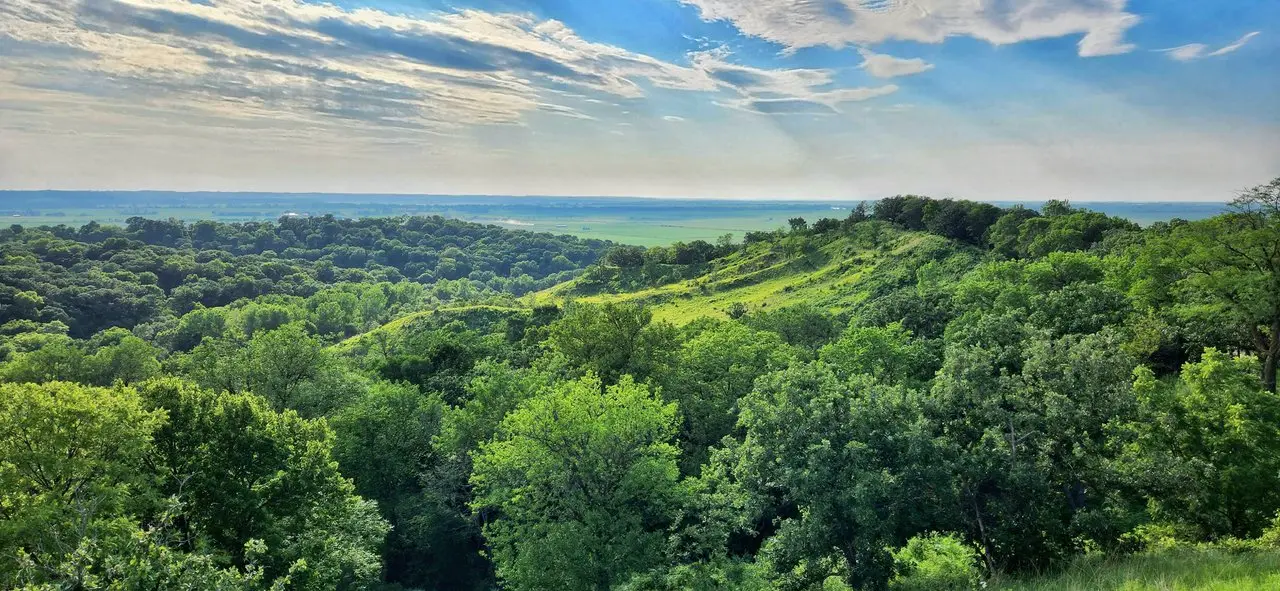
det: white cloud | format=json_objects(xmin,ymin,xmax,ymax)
[
  {"xmin": 719, "ymin": 84, "xmax": 898, "ymax": 114},
  {"xmin": 0, "ymin": 0, "xmax": 903, "ymax": 136},
  {"xmin": 1209, "ymin": 31, "xmax": 1261, "ymax": 56},
  {"xmin": 690, "ymin": 49, "xmax": 899, "ymax": 114},
  {"xmin": 681, "ymin": 0, "xmax": 1140, "ymax": 57},
  {"xmin": 1162, "ymin": 31, "xmax": 1260, "ymax": 61},
  {"xmin": 0, "ymin": 0, "xmax": 726, "ymax": 131},
  {"xmin": 857, "ymin": 48, "xmax": 933, "ymax": 78},
  {"xmin": 663, "ymin": 115, "xmax": 686, "ymax": 122},
  {"xmin": 1163, "ymin": 43, "xmax": 1209, "ymax": 62}
]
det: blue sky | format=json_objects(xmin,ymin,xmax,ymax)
[{"xmin": 0, "ymin": 0, "xmax": 1275, "ymax": 200}]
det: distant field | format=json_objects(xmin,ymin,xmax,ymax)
[{"xmin": 0, "ymin": 191, "xmax": 1227, "ymax": 246}]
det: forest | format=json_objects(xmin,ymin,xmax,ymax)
[{"xmin": 2, "ymin": 177, "xmax": 1279, "ymax": 591}]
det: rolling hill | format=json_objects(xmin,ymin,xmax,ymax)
[{"xmin": 531, "ymin": 223, "xmax": 977, "ymax": 325}]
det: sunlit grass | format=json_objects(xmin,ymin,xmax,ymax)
[{"xmin": 989, "ymin": 549, "xmax": 1280, "ymax": 591}]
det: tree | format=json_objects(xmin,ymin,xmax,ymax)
[
  {"xmin": 819, "ymin": 322, "xmax": 938, "ymax": 388},
  {"xmin": 331, "ymin": 381, "xmax": 492, "ymax": 590},
  {"xmin": 929, "ymin": 328, "xmax": 1139, "ymax": 571},
  {"xmin": 0, "ymin": 382, "xmax": 164, "ymax": 586},
  {"xmin": 1122, "ymin": 350, "xmax": 1280, "ymax": 538},
  {"xmin": 734, "ymin": 364, "xmax": 949, "ymax": 590},
  {"xmin": 1173, "ymin": 177, "xmax": 1280, "ymax": 391},
  {"xmin": 139, "ymin": 379, "xmax": 388, "ymax": 589},
  {"xmin": 742, "ymin": 304, "xmax": 840, "ymax": 354},
  {"xmin": 547, "ymin": 302, "xmax": 677, "ymax": 384},
  {"xmin": 812, "ymin": 218, "xmax": 841, "ymax": 234},
  {"xmin": 657, "ymin": 323, "xmax": 798, "ymax": 474},
  {"xmin": 470, "ymin": 375, "xmax": 683, "ymax": 591},
  {"xmin": 787, "ymin": 218, "xmax": 808, "ymax": 233},
  {"xmin": 243, "ymin": 323, "xmax": 330, "ymax": 410}
]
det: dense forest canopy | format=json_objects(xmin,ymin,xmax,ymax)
[
  {"xmin": 2, "ymin": 178, "xmax": 1280, "ymax": 591},
  {"xmin": 0, "ymin": 215, "xmax": 609, "ymax": 338}
]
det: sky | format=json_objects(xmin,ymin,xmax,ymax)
[{"xmin": 0, "ymin": 0, "xmax": 1276, "ymax": 201}]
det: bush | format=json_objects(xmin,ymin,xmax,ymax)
[
  {"xmin": 891, "ymin": 533, "xmax": 982, "ymax": 591},
  {"xmin": 1255, "ymin": 513, "xmax": 1280, "ymax": 549}
]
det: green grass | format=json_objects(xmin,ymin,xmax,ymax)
[
  {"xmin": 989, "ymin": 549, "xmax": 1280, "ymax": 591},
  {"xmin": 533, "ymin": 229, "xmax": 952, "ymax": 325}
]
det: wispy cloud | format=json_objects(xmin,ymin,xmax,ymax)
[
  {"xmin": 0, "ymin": 0, "xmax": 906, "ymax": 135},
  {"xmin": 1162, "ymin": 31, "xmax": 1261, "ymax": 61},
  {"xmin": 718, "ymin": 84, "xmax": 899, "ymax": 115},
  {"xmin": 1210, "ymin": 31, "xmax": 1261, "ymax": 56},
  {"xmin": 857, "ymin": 48, "xmax": 933, "ymax": 78},
  {"xmin": 692, "ymin": 49, "xmax": 899, "ymax": 114},
  {"xmin": 680, "ymin": 0, "xmax": 1141, "ymax": 57}
]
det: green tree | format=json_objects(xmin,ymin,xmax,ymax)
[
  {"xmin": 819, "ymin": 322, "xmax": 937, "ymax": 388},
  {"xmin": 546, "ymin": 303, "xmax": 678, "ymax": 384},
  {"xmin": 929, "ymin": 328, "xmax": 1139, "ymax": 571},
  {"xmin": 0, "ymin": 382, "xmax": 164, "ymax": 587},
  {"xmin": 1121, "ymin": 350, "xmax": 1280, "ymax": 538},
  {"xmin": 139, "ymin": 379, "xmax": 388, "ymax": 589},
  {"xmin": 742, "ymin": 304, "xmax": 840, "ymax": 355},
  {"xmin": 87, "ymin": 329, "xmax": 163, "ymax": 385},
  {"xmin": 658, "ymin": 322, "xmax": 798, "ymax": 475},
  {"xmin": 470, "ymin": 375, "xmax": 683, "ymax": 591},
  {"xmin": 1172, "ymin": 177, "xmax": 1280, "ymax": 391},
  {"xmin": 330, "ymin": 381, "xmax": 492, "ymax": 590},
  {"xmin": 735, "ymin": 364, "xmax": 950, "ymax": 590}
]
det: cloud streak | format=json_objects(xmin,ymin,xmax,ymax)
[
  {"xmin": 680, "ymin": 0, "xmax": 1141, "ymax": 57},
  {"xmin": 1163, "ymin": 31, "xmax": 1261, "ymax": 61}
]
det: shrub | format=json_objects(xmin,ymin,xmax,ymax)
[{"xmin": 891, "ymin": 533, "xmax": 982, "ymax": 591}]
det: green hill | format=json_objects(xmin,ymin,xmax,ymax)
[{"xmin": 532, "ymin": 223, "xmax": 974, "ymax": 325}]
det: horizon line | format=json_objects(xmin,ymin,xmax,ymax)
[{"xmin": 0, "ymin": 189, "xmax": 1235, "ymax": 205}]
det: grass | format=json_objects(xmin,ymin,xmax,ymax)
[
  {"xmin": 989, "ymin": 549, "xmax": 1280, "ymax": 591},
  {"xmin": 532, "ymin": 229, "xmax": 954, "ymax": 325}
]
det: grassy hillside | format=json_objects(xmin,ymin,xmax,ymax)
[{"xmin": 533, "ymin": 224, "xmax": 972, "ymax": 325}]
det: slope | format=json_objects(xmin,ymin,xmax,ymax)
[{"xmin": 532, "ymin": 223, "xmax": 974, "ymax": 325}]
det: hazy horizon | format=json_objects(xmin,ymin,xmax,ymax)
[{"xmin": 0, "ymin": 189, "xmax": 1244, "ymax": 204}]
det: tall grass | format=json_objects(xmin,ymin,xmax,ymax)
[{"xmin": 989, "ymin": 548, "xmax": 1280, "ymax": 591}]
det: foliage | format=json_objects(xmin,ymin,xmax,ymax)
[
  {"xmin": 138, "ymin": 378, "xmax": 388, "ymax": 589},
  {"xmin": 1119, "ymin": 350, "xmax": 1280, "ymax": 538},
  {"xmin": 735, "ymin": 364, "xmax": 951, "ymax": 590},
  {"xmin": 0, "ymin": 382, "xmax": 164, "ymax": 587},
  {"xmin": 0, "ymin": 214, "xmax": 609, "ymax": 338},
  {"xmin": 546, "ymin": 302, "xmax": 678, "ymax": 384},
  {"xmin": 890, "ymin": 533, "xmax": 982, "ymax": 591},
  {"xmin": 1164, "ymin": 178, "xmax": 1280, "ymax": 391},
  {"xmin": 470, "ymin": 375, "xmax": 683, "ymax": 591},
  {"xmin": 4, "ymin": 180, "xmax": 1280, "ymax": 590}
]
